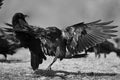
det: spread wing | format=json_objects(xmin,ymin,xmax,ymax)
[{"xmin": 63, "ymin": 20, "xmax": 118, "ymax": 52}]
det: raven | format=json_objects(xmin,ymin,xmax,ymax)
[
  {"xmin": 0, "ymin": 28, "xmax": 21, "ymax": 60},
  {"xmin": 5, "ymin": 12, "xmax": 118, "ymax": 71},
  {"xmin": 40, "ymin": 22, "xmax": 118, "ymax": 70},
  {"xmin": 5, "ymin": 13, "xmax": 46, "ymax": 70},
  {"xmin": 85, "ymin": 40, "xmax": 120, "ymax": 58}
]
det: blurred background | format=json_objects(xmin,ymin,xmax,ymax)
[{"xmin": 0, "ymin": 0, "xmax": 120, "ymax": 36}]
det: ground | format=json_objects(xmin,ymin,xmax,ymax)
[{"xmin": 0, "ymin": 48, "xmax": 120, "ymax": 80}]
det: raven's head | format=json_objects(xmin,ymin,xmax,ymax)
[{"xmin": 12, "ymin": 13, "xmax": 29, "ymax": 26}]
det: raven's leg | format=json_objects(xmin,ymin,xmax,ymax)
[
  {"xmin": 3, "ymin": 54, "xmax": 7, "ymax": 60},
  {"xmin": 46, "ymin": 57, "xmax": 57, "ymax": 70},
  {"xmin": 94, "ymin": 47, "xmax": 99, "ymax": 58},
  {"xmin": 104, "ymin": 53, "xmax": 107, "ymax": 58},
  {"xmin": 98, "ymin": 54, "xmax": 100, "ymax": 58},
  {"xmin": 85, "ymin": 49, "xmax": 87, "ymax": 55}
]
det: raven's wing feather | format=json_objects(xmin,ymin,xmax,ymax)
[{"xmin": 63, "ymin": 20, "xmax": 118, "ymax": 53}]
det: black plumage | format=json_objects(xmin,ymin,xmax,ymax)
[
  {"xmin": 85, "ymin": 40, "xmax": 120, "ymax": 58},
  {"xmin": 5, "ymin": 13, "xmax": 118, "ymax": 71},
  {"xmin": 0, "ymin": 28, "xmax": 21, "ymax": 60},
  {"xmin": 5, "ymin": 13, "xmax": 46, "ymax": 70}
]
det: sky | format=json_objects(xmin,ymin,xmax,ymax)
[{"xmin": 0, "ymin": 0, "xmax": 120, "ymax": 36}]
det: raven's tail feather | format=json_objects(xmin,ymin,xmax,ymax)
[{"xmin": 30, "ymin": 52, "xmax": 43, "ymax": 70}]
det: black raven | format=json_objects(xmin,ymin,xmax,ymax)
[
  {"xmin": 40, "ymin": 22, "xmax": 118, "ymax": 70},
  {"xmin": 5, "ymin": 13, "xmax": 46, "ymax": 70},
  {"xmin": 0, "ymin": 28, "xmax": 21, "ymax": 60},
  {"xmin": 85, "ymin": 40, "xmax": 120, "ymax": 58},
  {"xmin": 5, "ymin": 12, "xmax": 118, "ymax": 71}
]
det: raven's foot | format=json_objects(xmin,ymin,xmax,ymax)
[{"xmin": 46, "ymin": 66, "xmax": 52, "ymax": 71}]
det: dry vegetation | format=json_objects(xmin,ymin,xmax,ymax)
[{"xmin": 0, "ymin": 48, "xmax": 119, "ymax": 80}]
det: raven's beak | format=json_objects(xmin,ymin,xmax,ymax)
[{"xmin": 24, "ymin": 15, "xmax": 29, "ymax": 18}]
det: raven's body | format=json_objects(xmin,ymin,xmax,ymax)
[
  {"xmin": 6, "ymin": 13, "xmax": 46, "ymax": 70},
  {"xmin": 14, "ymin": 28, "xmax": 46, "ymax": 70}
]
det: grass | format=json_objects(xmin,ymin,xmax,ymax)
[{"xmin": 0, "ymin": 48, "xmax": 120, "ymax": 80}]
